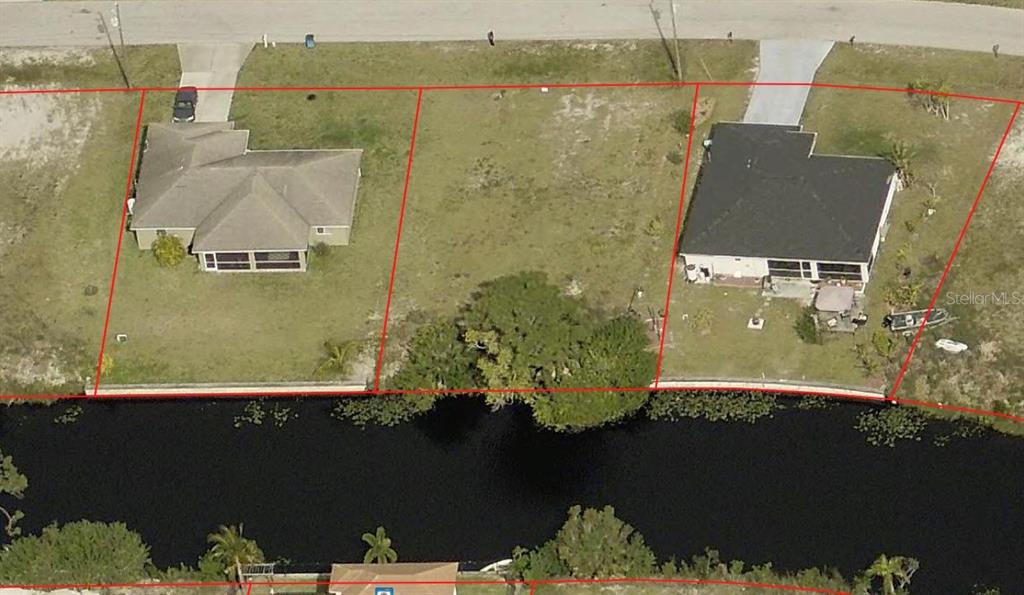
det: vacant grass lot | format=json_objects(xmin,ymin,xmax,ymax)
[
  {"xmin": 0, "ymin": 93, "xmax": 140, "ymax": 394},
  {"xmin": 659, "ymin": 46, "xmax": 1022, "ymax": 392},
  {"xmin": 100, "ymin": 89, "xmax": 419, "ymax": 385},
  {"xmin": 903, "ymin": 123, "xmax": 1024, "ymax": 421},
  {"xmin": 377, "ymin": 84, "xmax": 695, "ymax": 377}
]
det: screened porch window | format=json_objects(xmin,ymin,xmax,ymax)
[
  {"xmin": 767, "ymin": 259, "xmax": 803, "ymax": 278},
  {"xmin": 817, "ymin": 262, "xmax": 863, "ymax": 281},
  {"xmin": 254, "ymin": 251, "xmax": 301, "ymax": 270}
]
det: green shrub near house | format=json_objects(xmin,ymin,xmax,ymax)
[{"xmin": 151, "ymin": 234, "xmax": 186, "ymax": 267}]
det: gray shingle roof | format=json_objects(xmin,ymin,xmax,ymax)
[
  {"xmin": 681, "ymin": 123, "xmax": 894, "ymax": 263},
  {"xmin": 132, "ymin": 122, "xmax": 362, "ymax": 252}
]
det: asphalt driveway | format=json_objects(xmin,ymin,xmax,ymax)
[{"xmin": 743, "ymin": 39, "xmax": 834, "ymax": 126}]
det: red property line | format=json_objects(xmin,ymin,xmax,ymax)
[
  {"xmin": 374, "ymin": 88, "xmax": 425, "ymax": 391},
  {"xmin": 12, "ymin": 384, "xmax": 1023, "ymax": 424},
  {"xmin": 888, "ymin": 102, "xmax": 1023, "ymax": 399},
  {"xmin": 653, "ymin": 83, "xmax": 701, "ymax": 387},
  {"xmin": 0, "ymin": 578, "xmax": 848, "ymax": 595},
  {"xmin": 0, "ymin": 80, "xmax": 1021, "ymax": 105},
  {"xmin": 92, "ymin": 89, "xmax": 147, "ymax": 395},
  {"xmin": 2, "ymin": 83, "xmax": 1022, "ymax": 430}
]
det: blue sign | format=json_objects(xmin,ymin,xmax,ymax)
[{"xmin": 375, "ymin": 588, "xmax": 394, "ymax": 595}]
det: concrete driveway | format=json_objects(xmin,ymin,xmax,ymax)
[
  {"xmin": 743, "ymin": 39, "xmax": 835, "ymax": 126},
  {"xmin": 177, "ymin": 43, "xmax": 252, "ymax": 122}
]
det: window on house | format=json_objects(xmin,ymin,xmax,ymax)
[
  {"xmin": 212, "ymin": 252, "xmax": 252, "ymax": 271},
  {"xmin": 254, "ymin": 251, "xmax": 299, "ymax": 262},
  {"xmin": 254, "ymin": 250, "xmax": 302, "ymax": 270},
  {"xmin": 817, "ymin": 262, "xmax": 863, "ymax": 281},
  {"xmin": 157, "ymin": 229, "xmax": 167, "ymax": 237},
  {"xmin": 316, "ymin": 227, "xmax": 327, "ymax": 235},
  {"xmin": 216, "ymin": 262, "xmax": 252, "ymax": 271},
  {"xmin": 767, "ymin": 259, "xmax": 802, "ymax": 278},
  {"xmin": 214, "ymin": 252, "xmax": 250, "ymax": 262}
]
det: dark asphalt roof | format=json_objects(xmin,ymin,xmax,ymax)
[{"xmin": 681, "ymin": 123, "xmax": 895, "ymax": 263}]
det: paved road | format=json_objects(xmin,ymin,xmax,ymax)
[
  {"xmin": 177, "ymin": 43, "xmax": 251, "ymax": 121},
  {"xmin": 1, "ymin": 0, "xmax": 1021, "ymax": 55},
  {"xmin": 744, "ymin": 39, "xmax": 835, "ymax": 126}
]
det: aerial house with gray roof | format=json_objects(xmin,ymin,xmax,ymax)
[
  {"xmin": 680, "ymin": 122, "xmax": 899, "ymax": 289},
  {"xmin": 130, "ymin": 122, "xmax": 362, "ymax": 272}
]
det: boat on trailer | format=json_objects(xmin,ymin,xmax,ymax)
[{"xmin": 883, "ymin": 308, "xmax": 953, "ymax": 333}]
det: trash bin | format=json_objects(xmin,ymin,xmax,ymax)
[{"xmin": 305, "ymin": 34, "xmax": 316, "ymax": 49}]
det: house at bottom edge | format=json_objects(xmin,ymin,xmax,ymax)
[
  {"xmin": 680, "ymin": 122, "xmax": 899, "ymax": 289},
  {"xmin": 328, "ymin": 562, "xmax": 460, "ymax": 595},
  {"xmin": 129, "ymin": 121, "xmax": 362, "ymax": 272}
]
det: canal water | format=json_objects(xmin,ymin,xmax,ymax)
[{"xmin": 1, "ymin": 398, "xmax": 1021, "ymax": 592}]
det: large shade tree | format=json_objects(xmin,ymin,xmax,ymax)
[
  {"xmin": 0, "ymin": 450, "xmax": 27, "ymax": 538},
  {"xmin": 0, "ymin": 521, "xmax": 151, "ymax": 584},
  {"xmin": 511, "ymin": 505, "xmax": 656, "ymax": 579}
]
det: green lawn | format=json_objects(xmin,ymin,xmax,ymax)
[
  {"xmin": 235, "ymin": 40, "xmax": 756, "ymax": 87},
  {"xmin": 100, "ymin": 89, "xmax": 419, "ymax": 385},
  {"xmin": 0, "ymin": 93, "xmax": 140, "ymax": 394}
]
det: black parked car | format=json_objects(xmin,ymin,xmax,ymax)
[{"xmin": 172, "ymin": 86, "xmax": 198, "ymax": 122}]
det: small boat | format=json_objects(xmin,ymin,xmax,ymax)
[{"xmin": 883, "ymin": 308, "xmax": 953, "ymax": 333}]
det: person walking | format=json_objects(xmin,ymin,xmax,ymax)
[{"xmin": 487, "ymin": 30, "xmax": 495, "ymax": 46}]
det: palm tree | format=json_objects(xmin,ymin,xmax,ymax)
[
  {"xmin": 315, "ymin": 340, "xmax": 360, "ymax": 379},
  {"xmin": 883, "ymin": 140, "xmax": 916, "ymax": 188},
  {"xmin": 362, "ymin": 526, "xmax": 398, "ymax": 564},
  {"xmin": 866, "ymin": 554, "xmax": 919, "ymax": 595},
  {"xmin": 207, "ymin": 524, "xmax": 265, "ymax": 582}
]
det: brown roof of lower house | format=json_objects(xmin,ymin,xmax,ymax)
[
  {"xmin": 131, "ymin": 122, "xmax": 362, "ymax": 252},
  {"xmin": 328, "ymin": 563, "xmax": 459, "ymax": 595}
]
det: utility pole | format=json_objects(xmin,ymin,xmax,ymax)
[
  {"xmin": 97, "ymin": 11, "xmax": 130, "ymax": 88},
  {"xmin": 669, "ymin": 1, "xmax": 682, "ymax": 81},
  {"xmin": 114, "ymin": 3, "xmax": 127, "ymax": 52}
]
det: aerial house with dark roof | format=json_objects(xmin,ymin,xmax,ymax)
[
  {"xmin": 130, "ymin": 122, "xmax": 362, "ymax": 272},
  {"xmin": 680, "ymin": 122, "xmax": 898, "ymax": 288}
]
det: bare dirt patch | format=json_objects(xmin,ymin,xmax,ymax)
[
  {"xmin": 994, "ymin": 116, "xmax": 1024, "ymax": 174},
  {"xmin": 0, "ymin": 89, "xmax": 98, "ymax": 163}
]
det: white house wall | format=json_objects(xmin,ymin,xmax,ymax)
[
  {"xmin": 682, "ymin": 254, "xmax": 769, "ymax": 278},
  {"xmin": 683, "ymin": 254, "xmax": 871, "ymax": 284},
  {"xmin": 867, "ymin": 173, "xmax": 900, "ymax": 279},
  {"xmin": 134, "ymin": 227, "xmax": 196, "ymax": 250}
]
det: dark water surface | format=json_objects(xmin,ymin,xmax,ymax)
[{"xmin": 1, "ymin": 398, "xmax": 1021, "ymax": 593}]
